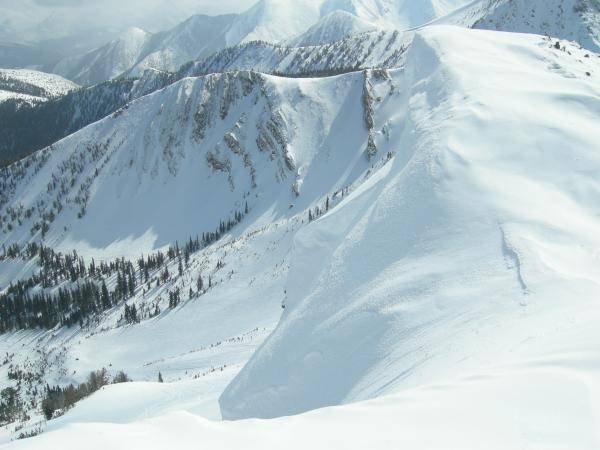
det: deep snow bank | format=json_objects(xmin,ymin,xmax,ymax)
[
  {"xmin": 220, "ymin": 25, "xmax": 600, "ymax": 419},
  {"xmin": 8, "ymin": 353, "xmax": 600, "ymax": 449}
]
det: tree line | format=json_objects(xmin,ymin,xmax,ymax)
[{"xmin": 0, "ymin": 206, "xmax": 248, "ymax": 333}]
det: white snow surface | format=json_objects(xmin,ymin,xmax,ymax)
[
  {"xmin": 0, "ymin": 68, "xmax": 78, "ymax": 103},
  {"xmin": 474, "ymin": 0, "xmax": 600, "ymax": 52},
  {"xmin": 6, "ymin": 363, "xmax": 600, "ymax": 449},
  {"xmin": 1, "ymin": 24, "xmax": 600, "ymax": 449},
  {"xmin": 221, "ymin": 24, "xmax": 600, "ymax": 420}
]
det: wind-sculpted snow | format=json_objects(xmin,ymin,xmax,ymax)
[
  {"xmin": 0, "ymin": 29, "xmax": 409, "ymax": 169},
  {"xmin": 1, "ymin": 13, "xmax": 600, "ymax": 447},
  {"xmin": 0, "ymin": 63, "xmax": 392, "ymax": 439},
  {"xmin": 220, "ymin": 26, "xmax": 600, "ymax": 419}
]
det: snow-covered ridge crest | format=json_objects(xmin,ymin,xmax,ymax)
[
  {"xmin": 181, "ymin": 29, "xmax": 409, "ymax": 78},
  {"xmin": 219, "ymin": 25, "xmax": 600, "ymax": 420},
  {"xmin": 473, "ymin": 0, "xmax": 600, "ymax": 52},
  {"xmin": 0, "ymin": 68, "xmax": 377, "ymax": 259}
]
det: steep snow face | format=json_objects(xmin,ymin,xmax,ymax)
[
  {"xmin": 228, "ymin": 0, "xmax": 323, "ymax": 44},
  {"xmin": 0, "ymin": 64, "xmax": 384, "ymax": 440},
  {"xmin": 219, "ymin": 26, "xmax": 600, "ymax": 419},
  {"xmin": 474, "ymin": 0, "xmax": 600, "ymax": 52},
  {"xmin": 0, "ymin": 68, "xmax": 78, "ymax": 104},
  {"xmin": 52, "ymin": 28, "xmax": 152, "ymax": 86},
  {"xmin": 8, "ymin": 363, "xmax": 600, "ymax": 450},
  {"xmin": 0, "ymin": 70, "xmax": 373, "ymax": 260}
]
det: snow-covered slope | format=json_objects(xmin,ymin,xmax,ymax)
[
  {"xmin": 1, "ymin": 22, "xmax": 600, "ymax": 449},
  {"xmin": 4, "ymin": 24, "xmax": 600, "ymax": 449},
  {"xmin": 220, "ymin": 25, "xmax": 600, "ymax": 419},
  {"xmin": 0, "ymin": 56, "xmax": 382, "ymax": 441},
  {"xmin": 0, "ymin": 69, "xmax": 78, "ymax": 104},
  {"xmin": 474, "ymin": 0, "xmax": 600, "ymax": 52},
  {"xmin": 8, "ymin": 364, "xmax": 600, "ymax": 450},
  {"xmin": 0, "ymin": 69, "xmax": 374, "ymax": 259},
  {"xmin": 126, "ymin": 15, "xmax": 239, "ymax": 77}
]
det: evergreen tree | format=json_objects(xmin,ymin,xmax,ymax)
[{"xmin": 101, "ymin": 281, "xmax": 110, "ymax": 309}]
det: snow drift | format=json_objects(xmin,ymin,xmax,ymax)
[{"xmin": 220, "ymin": 25, "xmax": 600, "ymax": 419}]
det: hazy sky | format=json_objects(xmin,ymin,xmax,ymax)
[
  {"xmin": 0, "ymin": 0, "xmax": 257, "ymax": 51},
  {"xmin": 24, "ymin": 0, "xmax": 256, "ymax": 17}
]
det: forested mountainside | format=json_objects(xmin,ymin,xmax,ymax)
[
  {"xmin": 4, "ymin": 0, "xmax": 598, "ymax": 169},
  {"xmin": 0, "ymin": 30, "xmax": 408, "ymax": 169}
]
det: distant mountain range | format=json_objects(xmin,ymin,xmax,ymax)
[{"xmin": 48, "ymin": 0, "xmax": 474, "ymax": 85}]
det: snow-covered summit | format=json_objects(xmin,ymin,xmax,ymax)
[{"xmin": 288, "ymin": 10, "xmax": 379, "ymax": 47}]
